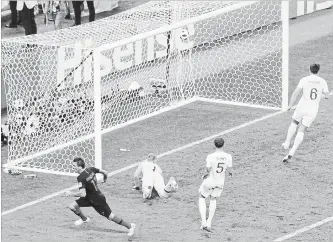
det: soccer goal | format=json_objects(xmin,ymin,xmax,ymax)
[{"xmin": 1, "ymin": 1, "xmax": 289, "ymax": 175}]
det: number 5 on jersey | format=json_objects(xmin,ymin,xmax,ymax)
[{"xmin": 216, "ymin": 163, "xmax": 224, "ymax": 173}]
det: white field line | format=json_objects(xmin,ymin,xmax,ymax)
[
  {"xmin": 274, "ymin": 216, "xmax": 333, "ymax": 241},
  {"xmin": 1, "ymin": 109, "xmax": 283, "ymax": 217}
]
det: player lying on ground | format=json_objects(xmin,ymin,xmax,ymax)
[
  {"xmin": 199, "ymin": 137, "xmax": 233, "ymax": 232},
  {"xmin": 282, "ymin": 64, "xmax": 329, "ymax": 163},
  {"xmin": 64, "ymin": 157, "xmax": 136, "ymax": 237},
  {"xmin": 132, "ymin": 153, "xmax": 178, "ymax": 199}
]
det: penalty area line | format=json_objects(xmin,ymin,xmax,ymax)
[
  {"xmin": 1, "ymin": 109, "xmax": 283, "ymax": 217},
  {"xmin": 274, "ymin": 216, "xmax": 333, "ymax": 241}
]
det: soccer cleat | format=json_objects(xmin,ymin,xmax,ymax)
[
  {"xmin": 282, "ymin": 142, "xmax": 290, "ymax": 150},
  {"xmin": 168, "ymin": 177, "xmax": 178, "ymax": 191},
  {"xmin": 200, "ymin": 223, "xmax": 212, "ymax": 232},
  {"xmin": 283, "ymin": 155, "xmax": 293, "ymax": 163},
  {"xmin": 74, "ymin": 217, "xmax": 90, "ymax": 226},
  {"xmin": 128, "ymin": 223, "xmax": 136, "ymax": 237},
  {"xmin": 206, "ymin": 221, "xmax": 212, "ymax": 230}
]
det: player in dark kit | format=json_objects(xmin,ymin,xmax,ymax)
[{"xmin": 64, "ymin": 157, "xmax": 136, "ymax": 237}]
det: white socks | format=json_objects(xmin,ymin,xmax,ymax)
[
  {"xmin": 284, "ymin": 123, "xmax": 298, "ymax": 148},
  {"xmin": 199, "ymin": 197, "xmax": 207, "ymax": 225},
  {"xmin": 207, "ymin": 199, "xmax": 216, "ymax": 227},
  {"xmin": 199, "ymin": 198, "xmax": 217, "ymax": 228},
  {"xmin": 289, "ymin": 132, "xmax": 304, "ymax": 156}
]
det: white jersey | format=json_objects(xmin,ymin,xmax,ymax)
[
  {"xmin": 296, "ymin": 75, "xmax": 329, "ymax": 113},
  {"xmin": 134, "ymin": 161, "xmax": 162, "ymax": 179},
  {"xmin": 206, "ymin": 151, "xmax": 232, "ymax": 184}
]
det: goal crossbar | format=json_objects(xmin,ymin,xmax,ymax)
[{"xmin": 97, "ymin": 1, "xmax": 258, "ymax": 52}]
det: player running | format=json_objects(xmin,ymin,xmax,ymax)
[
  {"xmin": 282, "ymin": 64, "xmax": 329, "ymax": 163},
  {"xmin": 132, "ymin": 153, "xmax": 178, "ymax": 199},
  {"xmin": 198, "ymin": 137, "xmax": 233, "ymax": 231},
  {"xmin": 64, "ymin": 157, "xmax": 136, "ymax": 238}
]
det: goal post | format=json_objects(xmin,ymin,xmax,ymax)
[{"xmin": 2, "ymin": 1, "xmax": 289, "ymax": 175}]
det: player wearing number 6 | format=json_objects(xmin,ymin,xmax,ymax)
[
  {"xmin": 198, "ymin": 137, "xmax": 233, "ymax": 231},
  {"xmin": 282, "ymin": 64, "xmax": 329, "ymax": 163}
]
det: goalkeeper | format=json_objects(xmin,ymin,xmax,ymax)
[{"xmin": 133, "ymin": 153, "xmax": 178, "ymax": 199}]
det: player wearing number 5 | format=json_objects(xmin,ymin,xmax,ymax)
[
  {"xmin": 282, "ymin": 64, "xmax": 329, "ymax": 163},
  {"xmin": 198, "ymin": 137, "xmax": 233, "ymax": 231}
]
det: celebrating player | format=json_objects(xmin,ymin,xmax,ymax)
[
  {"xmin": 132, "ymin": 153, "xmax": 178, "ymax": 199},
  {"xmin": 198, "ymin": 137, "xmax": 233, "ymax": 231},
  {"xmin": 282, "ymin": 64, "xmax": 329, "ymax": 163},
  {"xmin": 64, "ymin": 157, "xmax": 136, "ymax": 238}
]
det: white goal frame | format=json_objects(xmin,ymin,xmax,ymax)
[{"xmin": 3, "ymin": 1, "xmax": 290, "ymax": 175}]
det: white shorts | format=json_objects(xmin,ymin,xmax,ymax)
[
  {"xmin": 292, "ymin": 106, "xmax": 317, "ymax": 127},
  {"xmin": 142, "ymin": 173, "xmax": 167, "ymax": 198},
  {"xmin": 199, "ymin": 178, "xmax": 225, "ymax": 198}
]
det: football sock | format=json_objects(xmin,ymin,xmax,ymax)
[
  {"xmin": 289, "ymin": 132, "xmax": 304, "ymax": 156},
  {"xmin": 71, "ymin": 207, "xmax": 87, "ymax": 221},
  {"xmin": 285, "ymin": 123, "xmax": 297, "ymax": 146},
  {"xmin": 207, "ymin": 199, "xmax": 216, "ymax": 227},
  {"xmin": 111, "ymin": 215, "xmax": 131, "ymax": 229},
  {"xmin": 199, "ymin": 197, "xmax": 207, "ymax": 225}
]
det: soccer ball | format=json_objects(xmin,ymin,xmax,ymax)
[{"xmin": 96, "ymin": 173, "xmax": 105, "ymax": 183}]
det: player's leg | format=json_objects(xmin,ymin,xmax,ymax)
[
  {"xmin": 142, "ymin": 176, "xmax": 154, "ymax": 199},
  {"xmin": 152, "ymin": 173, "xmax": 167, "ymax": 198},
  {"xmin": 283, "ymin": 117, "xmax": 300, "ymax": 150},
  {"xmin": 198, "ymin": 180, "xmax": 212, "ymax": 231},
  {"xmin": 108, "ymin": 213, "xmax": 136, "ymax": 236},
  {"xmin": 206, "ymin": 187, "xmax": 223, "ymax": 229},
  {"xmin": 206, "ymin": 197, "xmax": 217, "ymax": 229},
  {"xmin": 92, "ymin": 195, "xmax": 136, "ymax": 237},
  {"xmin": 164, "ymin": 177, "xmax": 178, "ymax": 193},
  {"xmin": 68, "ymin": 198, "xmax": 91, "ymax": 225},
  {"xmin": 284, "ymin": 111, "xmax": 315, "ymax": 162},
  {"xmin": 284, "ymin": 122, "xmax": 308, "ymax": 160}
]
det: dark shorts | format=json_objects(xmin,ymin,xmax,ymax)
[{"xmin": 75, "ymin": 193, "xmax": 111, "ymax": 218}]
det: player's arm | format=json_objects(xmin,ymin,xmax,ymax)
[
  {"xmin": 323, "ymin": 92, "xmax": 329, "ymax": 99},
  {"xmin": 133, "ymin": 163, "xmax": 142, "ymax": 190},
  {"xmin": 71, "ymin": 189, "xmax": 86, "ymax": 197},
  {"xmin": 228, "ymin": 155, "xmax": 233, "ymax": 177},
  {"xmin": 91, "ymin": 167, "xmax": 108, "ymax": 182},
  {"xmin": 64, "ymin": 182, "xmax": 86, "ymax": 197},
  {"xmin": 287, "ymin": 87, "xmax": 302, "ymax": 111},
  {"xmin": 97, "ymin": 169, "xmax": 108, "ymax": 183},
  {"xmin": 202, "ymin": 156, "xmax": 211, "ymax": 180},
  {"xmin": 202, "ymin": 167, "xmax": 211, "ymax": 180},
  {"xmin": 322, "ymin": 82, "xmax": 330, "ymax": 99}
]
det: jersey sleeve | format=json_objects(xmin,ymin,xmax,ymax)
[
  {"xmin": 206, "ymin": 155, "xmax": 212, "ymax": 168},
  {"xmin": 297, "ymin": 78, "xmax": 305, "ymax": 89},
  {"xmin": 323, "ymin": 80, "xmax": 329, "ymax": 93},
  {"xmin": 228, "ymin": 155, "xmax": 233, "ymax": 168},
  {"xmin": 91, "ymin": 167, "xmax": 100, "ymax": 173},
  {"xmin": 155, "ymin": 164, "xmax": 163, "ymax": 175}
]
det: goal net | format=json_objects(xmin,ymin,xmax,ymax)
[{"xmin": 1, "ymin": 1, "xmax": 287, "ymax": 175}]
